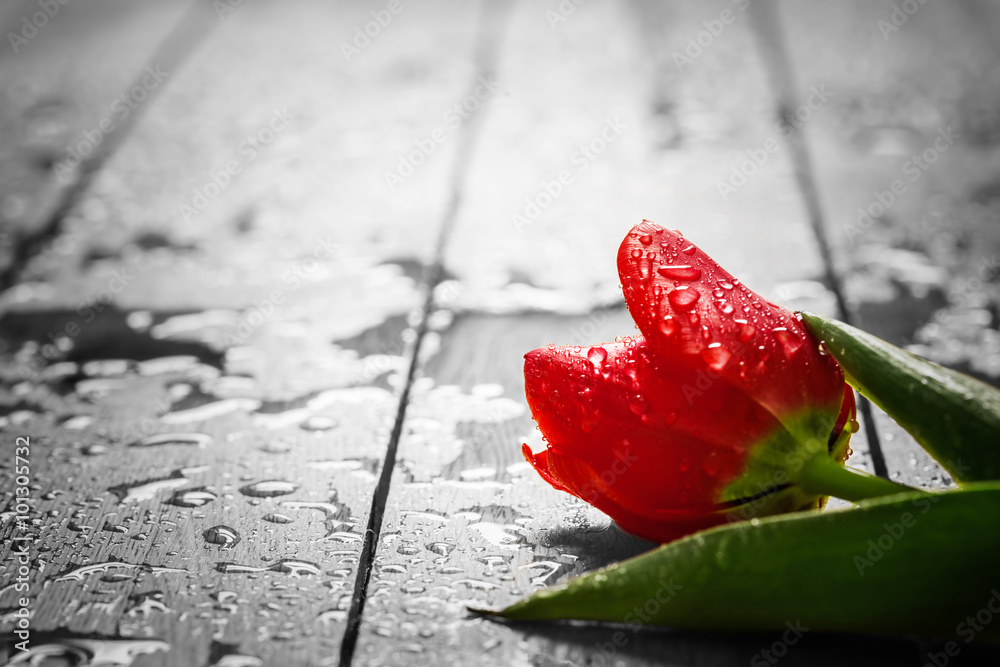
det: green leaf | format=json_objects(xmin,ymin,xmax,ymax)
[
  {"xmin": 480, "ymin": 485, "xmax": 1000, "ymax": 639},
  {"xmin": 800, "ymin": 311, "xmax": 1000, "ymax": 483}
]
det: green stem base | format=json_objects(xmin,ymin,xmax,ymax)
[{"xmin": 796, "ymin": 452, "xmax": 915, "ymax": 502}]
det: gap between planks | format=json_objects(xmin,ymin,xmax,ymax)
[
  {"xmin": 746, "ymin": 0, "xmax": 890, "ymax": 479},
  {"xmin": 0, "ymin": 0, "xmax": 218, "ymax": 291},
  {"xmin": 336, "ymin": 2, "xmax": 515, "ymax": 665}
]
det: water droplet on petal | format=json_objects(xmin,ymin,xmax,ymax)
[
  {"xmin": 681, "ymin": 245, "xmax": 696, "ymax": 255},
  {"xmin": 668, "ymin": 287, "xmax": 700, "ymax": 309},
  {"xmin": 849, "ymin": 419, "xmax": 860, "ymax": 434},
  {"xmin": 703, "ymin": 450, "xmax": 722, "ymax": 476},
  {"xmin": 701, "ymin": 344, "xmax": 731, "ymax": 372},
  {"xmin": 735, "ymin": 321, "xmax": 755, "ymax": 342},
  {"xmin": 629, "ymin": 395, "xmax": 649, "ymax": 416},
  {"xmin": 772, "ymin": 328, "xmax": 803, "ymax": 356},
  {"xmin": 659, "ymin": 316, "xmax": 678, "ymax": 337},
  {"xmin": 639, "ymin": 234, "xmax": 653, "ymax": 245},
  {"xmin": 657, "ymin": 265, "xmax": 702, "ymax": 281},
  {"xmin": 630, "ymin": 248, "xmax": 642, "ymax": 259},
  {"xmin": 718, "ymin": 302, "xmax": 735, "ymax": 314},
  {"xmin": 587, "ymin": 346, "xmax": 607, "ymax": 366}
]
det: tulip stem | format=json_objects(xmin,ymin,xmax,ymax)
[{"xmin": 796, "ymin": 453, "xmax": 917, "ymax": 502}]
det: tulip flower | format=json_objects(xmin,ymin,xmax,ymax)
[{"xmin": 523, "ymin": 221, "xmax": 910, "ymax": 543}]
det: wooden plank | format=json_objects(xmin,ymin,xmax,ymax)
[
  {"xmin": 0, "ymin": 1, "xmax": 482, "ymax": 664},
  {"xmin": 0, "ymin": 0, "xmax": 203, "ymax": 286},
  {"xmin": 353, "ymin": 1, "xmax": 917, "ymax": 664}
]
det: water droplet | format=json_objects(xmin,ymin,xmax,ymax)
[
  {"xmin": 302, "ymin": 416, "xmax": 338, "ymax": 431},
  {"xmin": 239, "ymin": 480, "xmax": 298, "ymax": 498},
  {"xmin": 638, "ymin": 234, "xmax": 653, "ymax": 245},
  {"xmin": 52, "ymin": 561, "xmax": 187, "ymax": 583},
  {"xmin": 737, "ymin": 322, "xmax": 756, "ymax": 342},
  {"xmin": 701, "ymin": 344, "xmax": 731, "ymax": 372},
  {"xmin": 262, "ymin": 513, "xmax": 294, "ymax": 524},
  {"xmin": 216, "ymin": 559, "xmax": 321, "ymax": 577},
  {"xmin": 657, "ymin": 265, "xmax": 702, "ymax": 281},
  {"xmin": 630, "ymin": 248, "xmax": 642, "ymax": 259},
  {"xmin": 772, "ymin": 328, "xmax": 803, "ymax": 356},
  {"xmin": 204, "ymin": 525, "xmax": 241, "ymax": 547},
  {"xmin": 703, "ymin": 451, "xmax": 722, "ymax": 476},
  {"xmin": 587, "ymin": 346, "xmax": 608, "ymax": 366},
  {"xmin": 718, "ymin": 301, "xmax": 735, "ymax": 314},
  {"xmin": 681, "ymin": 244, "xmax": 696, "ymax": 255},
  {"xmin": 103, "ymin": 521, "xmax": 129, "ymax": 534},
  {"xmin": 168, "ymin": 487, "xmax": 218, "ymax": 508},
  {"xmin": 316, "ymin": 609, "xmax": 347, "ymax": 624},
  {"xmin": 580, "ymin": 411, "xmax": 601, "ymax": 433},
  {"xmin": 426, "ymin": 541, "xmax": 457, "ymax": 556},
  {"xmin": 668, "ymin": 287, "xmax": 700, "ymax": 309},
  {"xmin": 629, "ymin": 395, "xmax": 649, "ymax": 416},
  {"xmin": 849, "ymin": 419, "xmax": 860, "ymax": 434},
  {"xmin": 130, "ymin": 432, "xmax": 213, "ymax": 448},
  {"xmin": 659, "ymin": 316, "xmax": 678, "ymax": 337},
  {"xmin": 9, "ymin": 639, "xmax": 170, "ymax": 666}
]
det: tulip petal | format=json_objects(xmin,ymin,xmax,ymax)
[
  {"xmin": 617, "ymin": 221, "xmax": 846, "ymax": 433},
  {"xmin": 523, "ymin": 339, "xmax": 839, "ymax": 541}
]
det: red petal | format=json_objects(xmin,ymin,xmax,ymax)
[
  {"xmin": 617, "ymin": 221, "xmax": 845, "ymax": 419},
  {"xmin": 523, "ymin": 339, "xmax": 786, "ymax": 515}
]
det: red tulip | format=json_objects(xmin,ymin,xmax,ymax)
[{"xmin": 522, "ymin": 221, "xmax": 869, "ymax": 544}]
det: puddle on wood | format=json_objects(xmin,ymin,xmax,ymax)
[
  {"xmin": 3, "ymin": 636, "xmax": 170, "ymax": 666},
  {"xmin": 0, "ymin": 306, "xmax": 224, "ymax": 372}
]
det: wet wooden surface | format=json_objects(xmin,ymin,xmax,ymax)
[{"xmin": 1, "ymin": 1, "xmax": 999, "ymax": 665}]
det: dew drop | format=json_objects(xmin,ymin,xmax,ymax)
[
  {"xmin": 167, "ymin": 488, "xmax": 218, "ymax": 508},
  {"xmin": 701, "ymin": 344, "xmax": 731, "ymax": 372},
  {"xmin": 426, "ymin": 541, "xmax": 457, "ymax": 556},
  {"xmin": 638, "ymin": 234, "xmax": 653, "ymax": 245},
  {"xmin": 668, "ymin": 287, "xmax": 700, "ymax": 309},
  {"xmin": 736, "ymin": 322, "xmax": 756, "ymax": 342},
  {"xmin": 629, "ymin": 395, "xmax": 649, "ymax": 416},
  {"xmin": 580, "ymin": 412, "xmax": 601, "ymax": 434},
  {"xmin": 659, "ymin": 316, "xmax": 678, "ymax": 337},
  {"xmin": 718, "ymin": 302, "xmax": 735, "ymax": 314},
  {"xmin": 703, "ymin": 450, "xmax": 722, "ymax": 476},
  {"xmin": 630, "ymin": 248, "xmax": 642, "ymax": 259},
  {"xmin": 587, "ymin": 346, "xmax": 607, "ymax": 366},
  {"xmin": 239, "ymin": 480, "xmax": 298, "ymax": 498},
  {"xmin": 681, "ymin": 244, "xmax": 696, "ymax": 255},
  {"xmin": 204, "ymin": 525, "xmax": 241, "ymax": 547},
  {"xmin": 657, "ymin": 265, "xmax": 702, "ymax": 281},
  {"xmin": 849, "ymin": 419, "xmax": 860, "ymax": 434},
  {"xmin": 262, "ymin": 513, "xmax": 294, "ymax": 524},
  {"xmin": 772, "ymin": 328, "xmax": 803, "ymax": 357}
]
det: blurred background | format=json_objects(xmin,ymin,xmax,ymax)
[{"xmin": 1, "ymin": 1, "xmax": 999, "ymax": 665}]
